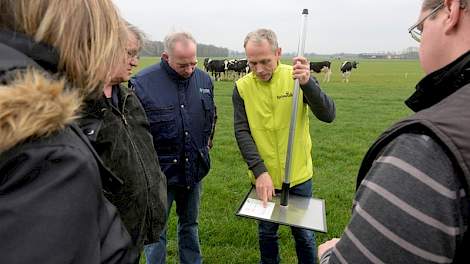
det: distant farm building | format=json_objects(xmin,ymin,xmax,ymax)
[
  {"xmin": 358, "ymin": 49, "xmax": 419, "ymax": 60},
  {"xmin": 358, "ymin": 53, "xmax": 389, "ymax": 59}
]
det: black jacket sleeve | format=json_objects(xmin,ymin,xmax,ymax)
[
  {"xmin": 0, "ymin": 143, "xmax": 134, "ymax": 264},
  {"xmin": 301, "ymin": 77, "xmax": 336, "ymax": 123}
]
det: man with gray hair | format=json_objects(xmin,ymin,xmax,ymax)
[
  {"xmin": 130, "ymin": 31, "xmax": 216, "ymax": 264},
  {"xmin": 233, "ymin": 28, "xmax": 335, "ymax": 264},
  {"xmin": 319, "ymin": 0, "xmax": 470, "ymax": 262}
]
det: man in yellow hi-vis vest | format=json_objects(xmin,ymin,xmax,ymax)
[{"xmin": 233, "ymin": 28, "xmax": 336, "ymax": 264}]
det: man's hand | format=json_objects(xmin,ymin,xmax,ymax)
[
  {"xmin": 318, "ymin": 238, "xmax": 340, "ymax": 259},
  {"xmin": 292, "ymin": 56, "xmax": 310, "ymax": 85},
  {"xmin": 255, "ymin": 172, "xmax": 275, "ymax": 207}
]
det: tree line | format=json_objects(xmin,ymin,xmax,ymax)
[{"xmin": 141, "ymin": 40, "xmax": 229, "ymax": 57}]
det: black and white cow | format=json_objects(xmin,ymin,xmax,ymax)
[
  {"xmin": 309, "ymin": 61, "xmax": 332, "ymax": 82},
  {"xmin": 340, "ymin": 61, "xmax": 358, "ymax": 83},
  {"xmin": 226, "ymin": 59, "xmax": 250, "ymax": 79},
  {"xmin": 206, "ymin": 59, "xmax": 227, "ymax": 81}
]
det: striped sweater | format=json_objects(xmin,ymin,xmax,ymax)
[{"xmin": 321, "ymin": 133, "xmax": 469, "ymax": 263}]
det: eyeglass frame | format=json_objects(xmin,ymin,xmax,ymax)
[
  {"xmin": 408, "ymin": 2, "xmax": 445, "ymax": 43},
  {"xmin": 126, "ymin": 49, "xmax": 140, "ymax": 60}
]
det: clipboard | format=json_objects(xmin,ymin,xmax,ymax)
[{"xmin": 236, "ymin": 186, "xmax": 327, "ymax": 232}]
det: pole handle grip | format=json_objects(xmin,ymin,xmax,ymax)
[{"xmin": 280, "ymin": 182, "xmax": 290, "ymax": 206}]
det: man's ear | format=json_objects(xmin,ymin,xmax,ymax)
[
  {"xmin": 161, "ymin": 52, "xmax": 169, "ymax": 61},
  {"xmin": 444, "ymin": 0, "xmax": 463, "ymax": 35}
]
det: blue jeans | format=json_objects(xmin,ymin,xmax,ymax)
[
  {"xmin": 144, "ymin": 182, "xmax": 202, "ymax": 264},
  {"xmin": 258, "ymin": 179, "xmax": 316, "ymax": 264}
]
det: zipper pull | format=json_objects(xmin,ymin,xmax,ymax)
[{"xmin": 122, "ymin": 115, "xmax": 128, "ymax": 126}]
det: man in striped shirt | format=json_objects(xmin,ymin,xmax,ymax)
[{"xmin": 319, "ymin": 0, "xmax": 470, "ymax": 263}]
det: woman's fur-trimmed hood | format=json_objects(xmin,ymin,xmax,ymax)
[{"xmin": 0, "ymin": 70, "xmax": 81, "ymax": 152}]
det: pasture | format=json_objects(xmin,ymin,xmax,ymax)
[{"xmin": 136, "ymin": 57, "xmax": 424, "ymax": 263}]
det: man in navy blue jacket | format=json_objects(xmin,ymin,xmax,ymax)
[{"xmin": 130, "ymin": 32, "xmax": 216, "ymax": 264}]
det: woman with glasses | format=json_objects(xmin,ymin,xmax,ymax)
[
  {"xmin": 78, "ymin": 24, "xmax": 168, "ymax": 259},
  {"xmin": 318, "ymin": 0, "xmax": 470, "ymax": 263}
]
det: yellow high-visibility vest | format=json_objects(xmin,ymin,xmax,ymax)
[{"xmin": 236, "ymin": 63, "xmax": 313, "ymax": 189}]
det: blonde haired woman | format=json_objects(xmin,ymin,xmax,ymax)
[{"xmin": 0, "ymin": 0, "xmax": 137, "ymax": 263}]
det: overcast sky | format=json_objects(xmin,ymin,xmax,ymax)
[{"xmin": 113, "ymin": 0, "xmax": 423, "ymax": 54}]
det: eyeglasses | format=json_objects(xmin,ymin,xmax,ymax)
[
  {"xmin": 126, "ymin": 49, "xmax": 140, "ymax": 60},
  {"xmin": 408, "ymin": 2, "xmax": 444, "ymax": 43}
]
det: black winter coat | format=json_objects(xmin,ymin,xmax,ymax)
[{"xmin": 0, "ymin": 30, "xmax": 137, "ymax": 263}]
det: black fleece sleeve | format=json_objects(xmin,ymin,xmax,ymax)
[{"xmin": 301, "ymin": 77, "xmax": 336, "ymax": 123}]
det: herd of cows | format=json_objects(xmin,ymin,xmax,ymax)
[{"xmin": 202, "ymin": 57, "xmax": 359, "ymax": 83}]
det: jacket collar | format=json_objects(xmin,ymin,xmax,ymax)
[
  {"xmin": 406, "ymin": 50, "xmax": 470, "ymax": 112},
  {"xmin": 160, "ymin": 58, "xmax": 192, "ymax": 82},
  {"xmin": 0, "ymin": 30, "xmax": 59, "ymax": 73},
  {"xmin": 82, "ymin": 84, "xmax": 132, "ymax": 118}
]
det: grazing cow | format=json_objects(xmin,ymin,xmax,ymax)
[
  {"xmin": 226, "ymin": 59, "xmax": 250, "ymax": 79},
  {"xmin": 225, "ymin": 59, "xmax": 237, "ymax": 79},
  {"xmin": 206, "ymin": 59, "xmax": 227, "ymax": 81},
  {"xmin": 340, "ymin": 61, "xmax": 358, "ymax": 83},
  {"xmin": 309, "ymin": 61, "xmax": 332, "ymax": 82}
]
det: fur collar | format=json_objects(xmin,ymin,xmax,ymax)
[
  {"xmin": 0, "ymin": 30, "xmax": 79, "ymax": 152},
  {"xmin": 0, "ymin": 70, "xmax": 80, "ymax": 152}
]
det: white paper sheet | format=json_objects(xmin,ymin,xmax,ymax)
[{"xmin": 238, "ymin": 198, "xmax": 275, "ymax": 219}]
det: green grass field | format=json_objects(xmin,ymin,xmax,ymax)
[{"xmin": 136, "ymin": 57, "xmax": 424, "ymax": 263}]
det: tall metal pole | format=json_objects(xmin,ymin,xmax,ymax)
[{"xmin": 280, "ymin": 9, "xmax": 309, "ymax": 206}]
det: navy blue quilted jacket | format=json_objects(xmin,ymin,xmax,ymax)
[{"xmin": 130, "ymin": 59, "xmax": 216, "ymax": 187}]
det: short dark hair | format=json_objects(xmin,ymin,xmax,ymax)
[
  {"xmin": 422, "ymin": 0, "xmax": 443, "ymax": 11},
  {"xmin": 423, "ymin": 0, "xmax": 468, "ymax": 11}
]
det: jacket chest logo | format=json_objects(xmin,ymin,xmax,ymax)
[
  {"xmin": 199, "ymin": 88, "xmax": 211, "ymax": 95},
  {"xmin": 277, "ymin": 91, "xmax": 293, "ymax": 100}
]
